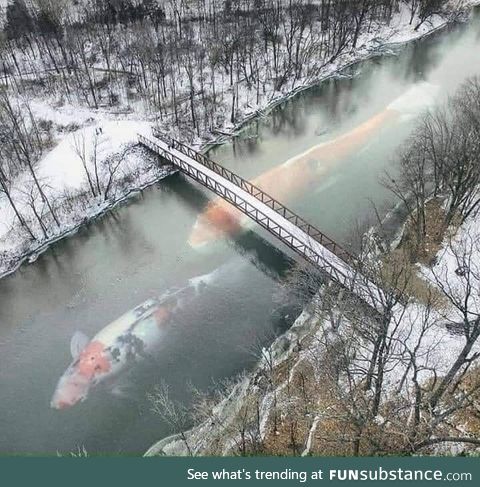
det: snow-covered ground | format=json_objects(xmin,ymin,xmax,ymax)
[
  {"xmin": 420, "ymin": 214, "xmax": 480, "ymax": 318},
  {"xmin": 0, "ymin": 118, "xmax": 172, "ymax": 276},
  {"xmin": 351, "ymin": 205, "xmax": 480, "ymax": 434},
  {"xmin": 207, "ymin": 1, "xmax": 474, "ymax": 142},
  {"xmin": 0, "ymin": 2, "xmax": 477, "ymax": 279}
]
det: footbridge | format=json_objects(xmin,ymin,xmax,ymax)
[{"xmin": 138, "ymin": 133, "xmax": 390, "ymax": 312}]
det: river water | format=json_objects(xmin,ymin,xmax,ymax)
[{"xmin": 1, "ymin": 13, "xmax": 479, "ymax": 455}]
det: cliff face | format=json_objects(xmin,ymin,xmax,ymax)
[{"xmin": 145, "ymin": 307, "xmax": 324, "ymax": 457}]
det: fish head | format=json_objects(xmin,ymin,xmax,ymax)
[
  {"xmin": 51, "ymin": 340, "xmax": 111, "ymax": 410},
  {"xmin": 189, "ymin": 202, "xmax": 243, "ymax": 248},
  {"xmin": 50, "ymin": 365, "xmax": 91, "ymax": 409}
]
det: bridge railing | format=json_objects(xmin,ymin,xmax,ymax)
[
  {"xmin": 141, "ymin": 132, "xmax": 354, "ymax": 265},
  {"xmin": 139, "ymin": 132, "xmax": 408, "ymax": 311},
  {"xmin": 139, "ymin": 135, "xmax": 381, "ymax": 306}
]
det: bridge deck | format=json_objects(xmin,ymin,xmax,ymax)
[{"xmin": 139, "ymin": 133, "xmax": 386, "ymax": 312}]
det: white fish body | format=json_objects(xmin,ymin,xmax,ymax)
[{"xmin": 51, "ymin": 298, "xmax": 168, "ymax": 409}]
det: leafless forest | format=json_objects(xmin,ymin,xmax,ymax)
[{"xmin": 1, "ymin": 0, "xmax": 447, "ymax": 132}]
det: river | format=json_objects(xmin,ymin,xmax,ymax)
[{"xmin": 0, "ymin": 11, "xmax": 479, "ymax": 455}]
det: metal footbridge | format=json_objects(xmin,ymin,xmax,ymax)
[{"xmin": 138, "ymin": 133, "xmax": 389, "ymax": 312}]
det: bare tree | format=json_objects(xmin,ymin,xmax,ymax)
[
  {"xmin": 0, "ymin": 159, "xmax": 36, "ymax": 240},
  {"xmin": 72, "ymin": 132, "xmax": 98, "ymax": 198},
  {"xmin": 101, "ymin": 145, "xmax": 130, "ymax": 200},
  {"xmin": 382, "ymin": 130, "xmax": 432, "ymax": 259},
  {"xmin": 428, "ymin": 226, "xmax": 480, "ymax": 411},
  {"xmin": 0, "ymin": 91, "xmax": 60, "ymax": 227},
  {"xmin": 18, "ymin": 179, "xmax": 52, "ymax": 239},
  {"xmin": 383, "ymin": 76, "xmax": 480, "ymax": 259},
  {"xmin": 415, "ymin": 0, "xmax": 447, "ymax": 31},
  {"xmin": 148, "ymin": 380, "xmax": 193, "ymax": 456}
]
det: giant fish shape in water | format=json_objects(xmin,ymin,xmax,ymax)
[
  {"xmin": 51, "ymin": 274, "xmax": 212, "ymax": 409},
  {"xmin": 188, "ymin": 82, "xmax": 440, "ymax": 248},
  {"xmin": 50, "ymin": 298, "xmax": 171, "ymax": 409}
]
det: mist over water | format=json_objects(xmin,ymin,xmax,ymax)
[{"xmin": 0, "ymin": 12, "xmax": 479, "ymax": 454}]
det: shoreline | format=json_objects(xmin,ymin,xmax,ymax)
[
  {"xmin": 145, "ymin": 305, "xmax": 319, "ymax": 456},
  {"xmin": 0, "ymin": 167, "xmax": 174, "ymax": 281},
  {"xmin": 0, "ymin": 7, "xmax": 473, "ymax": 282},
  {"xmin": 199, "ymin": 11, "xmax": 468, "ymax": 151}
]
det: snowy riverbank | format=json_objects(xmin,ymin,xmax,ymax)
[
  {"xmin": 199, "ymin": 1, "xmax": 477, "ymax": 148},
  {"xmin": 144, "ymin": 5, "xmax": 480, "ymax": 456},
  {"xmin": 0, "ymin": 120, "xmax": 175, "ymax": 279}
]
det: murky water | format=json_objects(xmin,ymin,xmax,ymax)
[{"xmin": 0, "ymin": 12, "xmax": 479, "ymax": 455}]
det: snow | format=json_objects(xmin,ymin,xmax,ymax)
[
  {"xmin": 389, "ymin": 302, "xmax": 467, "ymax": 383},
  {"xmin": 0, "ymin": 117, "xmax": 173, "ymax": 277},
  {"xmin": 40, "ymin": 121, "xmax": 151, "ymax": 191},
  {"xmin": 27, "ymin": 99, "xmax": 102, "ymax": 128},
  {"xmin": 420, "ymin": 213, "xmax": 480, "ymax": 319},
  {"xmin": 356, "ymin": 210, "xmax": 480, "ymax": 398},
  {"xmin": 0, "ymin": 120, "xmax": 152, "ymax": 240},
  {"xmin": 142, "ymin": 0, "xmax": 478, "ymax": 149},
  {"xmin": 145, "ymin": 207, "xmax": 480, "ymax": 455},
  {"xmin": 302, "ymin": 415, "xmax": 321, "ymax": 456}
]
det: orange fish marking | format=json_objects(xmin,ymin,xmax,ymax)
[
  {"xmin": 154, "ymin": 306, "xmax": 172, "ymax": 327},
  {"xmin": 188, "ymin": 108, "xmax": 400, "ymax": 248},
  {"xmin": 78, "ymin": 341, "xmax": 111, "ymax": 378}
]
